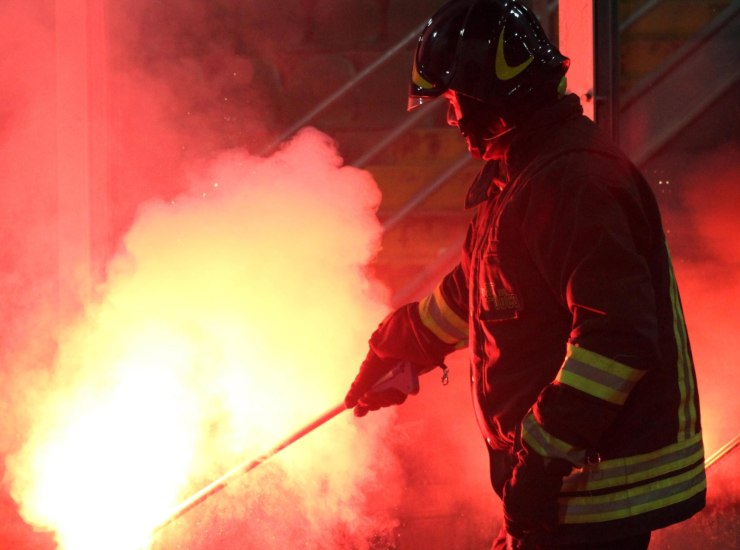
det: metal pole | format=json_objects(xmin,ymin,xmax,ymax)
[
  {"xmin": 558, "ymin": 0, "xmax": 595, "ymax": 120},
  {"xmin": 152, "ymin": 402, "xmax": 347, "ymax": 535},
  {"xmin": 150, "ymin": 361, "xmax": 420, "ymax": 536},
  {"xmin": 593, "ymin": 0, "xmax": 619, "ymax": 143},
  {"xmin": 56, "ymin": 0, "xmax": 92, "ymax": 312},
  {"xmin": 705, "ymin": 433, "xmax": 740, "ymax": 470}
]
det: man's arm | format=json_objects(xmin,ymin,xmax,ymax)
[
  {"xmin": 345, "ymin": 264, "xmax": 469, "ymax": 416},
  {"xmin": 519, "ymin": 162, "xmax": 659, "ymax": 464},
  {"xmin": 504, "ymin": 158, "xmax": 660, "ymax": 537}
]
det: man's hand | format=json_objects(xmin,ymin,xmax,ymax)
[
  {"xmin": 344, "ymin": 349, "xmax": 408, "ymax": 417},
  {"xmin": 503, "ymin": 447, "xmax": 571, "ymax": 539}
]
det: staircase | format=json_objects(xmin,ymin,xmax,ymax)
[
  {"xmin": 617, "ymin": 0, "xmax": 740, "ymax": 261},
  {"xmin": 619, "ymin": 0, "xmax": 739, "ymax": 166},
  {"xmin": 260, "ymin": 0, "xmax": 739, "ymax": 301},
  {"xmin": 246, "ymin": 0, "xmax": 477, "ymax": 301}
]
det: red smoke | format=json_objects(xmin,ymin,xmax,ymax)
[
  {"xmin": 1, "ymin": 1, "xmax": 737, "ymax": 549},
  {"xmin": 5, "ymin": 128, "xmax": 409, "ymax": 550},
  {"xmin": 0, "ymin": 1, "xmax": 407, "ymax": 548},
  {"xmin": 667, "ymin": 144, "xmax": 740, "ymax": 456}
]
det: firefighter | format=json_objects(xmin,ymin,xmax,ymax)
[{"xmin": 344, "ymin": 0, "xmax": 706, "ymax": 548}]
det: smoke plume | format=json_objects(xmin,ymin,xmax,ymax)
[
  {"xmin": 6, "ymin": 127, "xmax": 405, "ymax": 550},
  {"xmin": 0, "ymin": 1, "xmax": 406, "ymax": 549},
  {"xmin": 2, "ymin": 1, "xmax": 736, "ymax": 549},
  {"xmin": 667, "ymin": 143, "xmax": 740, "ymax": 455}
]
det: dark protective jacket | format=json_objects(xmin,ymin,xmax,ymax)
[{"xmin": 373, "ymin": 95, "xmax": 705, "ymax": 543}]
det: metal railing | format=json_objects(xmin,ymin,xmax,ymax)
[
  {"xmin": 705, "ymin": 433, "xmax": 740, "ymax": 470},
  {"xmin": 351, "ymin": 101, "xmax": 445, "ymax": 169},
  {"xmin": 385, "ymin": 0, "xmax": 737, "ymax": 300},
  {"xmin": 622, "ymin": 1, "xmax": 740, "ymax": 110},
  {"xmin": 619, "ymin": 0, "xmax": 663, "ymax": 33},
  {"xmin": 268, "ymin": 1, "xmax": 735, "ymax": 303},
  {"xmin": 261, "ymin": 22, "xmax": 426, "ymax": 157},
  {"xmin": 621, "ymin": 1, "xmax": 740, "ymax": 164},
  {"xmin": 265, "ymin": 4, "xmax": 562, "ymax": 244}
]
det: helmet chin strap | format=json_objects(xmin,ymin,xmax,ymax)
[
  {"xmin": 458, "ymin": 115, "xmax": 515, "ymax": 158},
  {"xmin": 458, "ymin": 111, "xmax": 512, "ymax": 140},
  {"xmin": 480, "ymin": 125, "xmax": 515, "ymax": 142}
]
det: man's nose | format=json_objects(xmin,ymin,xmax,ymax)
[{"xmin": 446, "ymin": 103, "xmax": 459, "ymax": 127}]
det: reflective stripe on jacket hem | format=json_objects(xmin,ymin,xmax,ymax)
[
  {"xmin": 559, "ymin": 460, "xmax": 706, "ymax": 524},
  {"xmin": 561, "ymin": 432, "xmax": 704, "ymax": 492}
]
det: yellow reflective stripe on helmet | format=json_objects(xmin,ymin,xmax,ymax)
[
  {"xmin": 560, "ymin": 461, "xmax": 706, "ymax": 524},
  {"xmin": 562, "ymin": 432, "xmax": 704, "ymax": 492},
  {"xmin": 666, "ymin": 245, "xmax": 697, "ymax": 441},
  {"xmin": 411, "ymin": 57, "xmax": 435, "ymax": 90},
  {"xmin": 557, "ymin": 76, "xmax": 567, "ymax": 98},
  {"xmin": 556, "ymin": 345, "xmax": 647, "ymax": 406},
  {"xmin": 418, "ymin": 284, "xmax": 468, "ymax": 345},
  {"xmin": 521, "ymin": 411, "xmax": 586, "ymax": 467},
  {"xmin": 494, "ymin": 25, "xmax": 534, "ymax": 81}
]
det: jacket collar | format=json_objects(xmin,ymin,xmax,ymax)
[
  {"xmin": 463, "ymin": 94, "xmax": 584, "ymax": 209},
  {"xmin": 502, "ymin": 94, "xmax": 584, "ymax": 183},
  {"xmin": 464, "ymin": 160, "xmax": 507, "ymax": 209}
]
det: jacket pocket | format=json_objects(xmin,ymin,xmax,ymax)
[{"xmin": 478, "ymin": 249, "xmax": 523, "ymax": 323}]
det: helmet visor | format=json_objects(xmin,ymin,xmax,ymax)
[
  {"xmin": 408, "ymin": 53, "xmax": 444, "ymax": 110},
  {"xmin": 407, "ymin": 94, "xmax": 439, "ymax": 111},
  {"xmin": 407, "ymin": 2, "xmax": 472, "ymax": 110}
]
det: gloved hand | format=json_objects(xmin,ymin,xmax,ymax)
[
  {"xmin": 503, "ymin": 446, "xmax": 571, "ymax": 540},
  {"xmin": 344, "ymin": 349, "xmax": 407, "ymax": 417}
]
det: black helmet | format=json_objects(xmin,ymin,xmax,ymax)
[{"xmin": 408, "ymin": 0, "xmax": 569, "ymax": 114}]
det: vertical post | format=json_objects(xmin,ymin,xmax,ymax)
[
  {"xmin": 56, "ymin": 0, "xmax": 91, "ymax": 312},
  {"xmin": 55, "ymin": 0, "xmax": 108, "ymax": 314},
  {"xmin": 593, "ymin": 0, "xmax": 620, "ymax": 143},
  {"xmin": 87, "ymin": 0, "xmax": 111, "ymax": 283},
  {"xmin": 558, "ymin": 0, "xmax": 595, "ymax": 121}
]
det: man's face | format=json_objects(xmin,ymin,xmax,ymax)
[{"xmin": 443, "ymin": 91, "xmax": 511, "ymax": 160}]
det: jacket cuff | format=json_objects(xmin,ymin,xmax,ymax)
[{"xmin": 369, "ymin": 303, "xmax": 456, "ymax": 367}]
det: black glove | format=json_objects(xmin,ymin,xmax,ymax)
[
  {"xmin": 503, "ymin": 447, "xmax": 571, "ymax": 540},
  {"xmin": 344, "ymin": 349, "xmax": 408, "ymax": 417}
]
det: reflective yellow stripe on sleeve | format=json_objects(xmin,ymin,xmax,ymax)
[
  {"xmin": 556, "ymin": 345, "xmax": 647, "ymax": 406},
  {"xmin": 521, "ymin": 411, "xmax": 586, "ymax": 467},
  {"xmin": 418, "ymin": 284, "xmax": 468, "ymax": 345}
]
